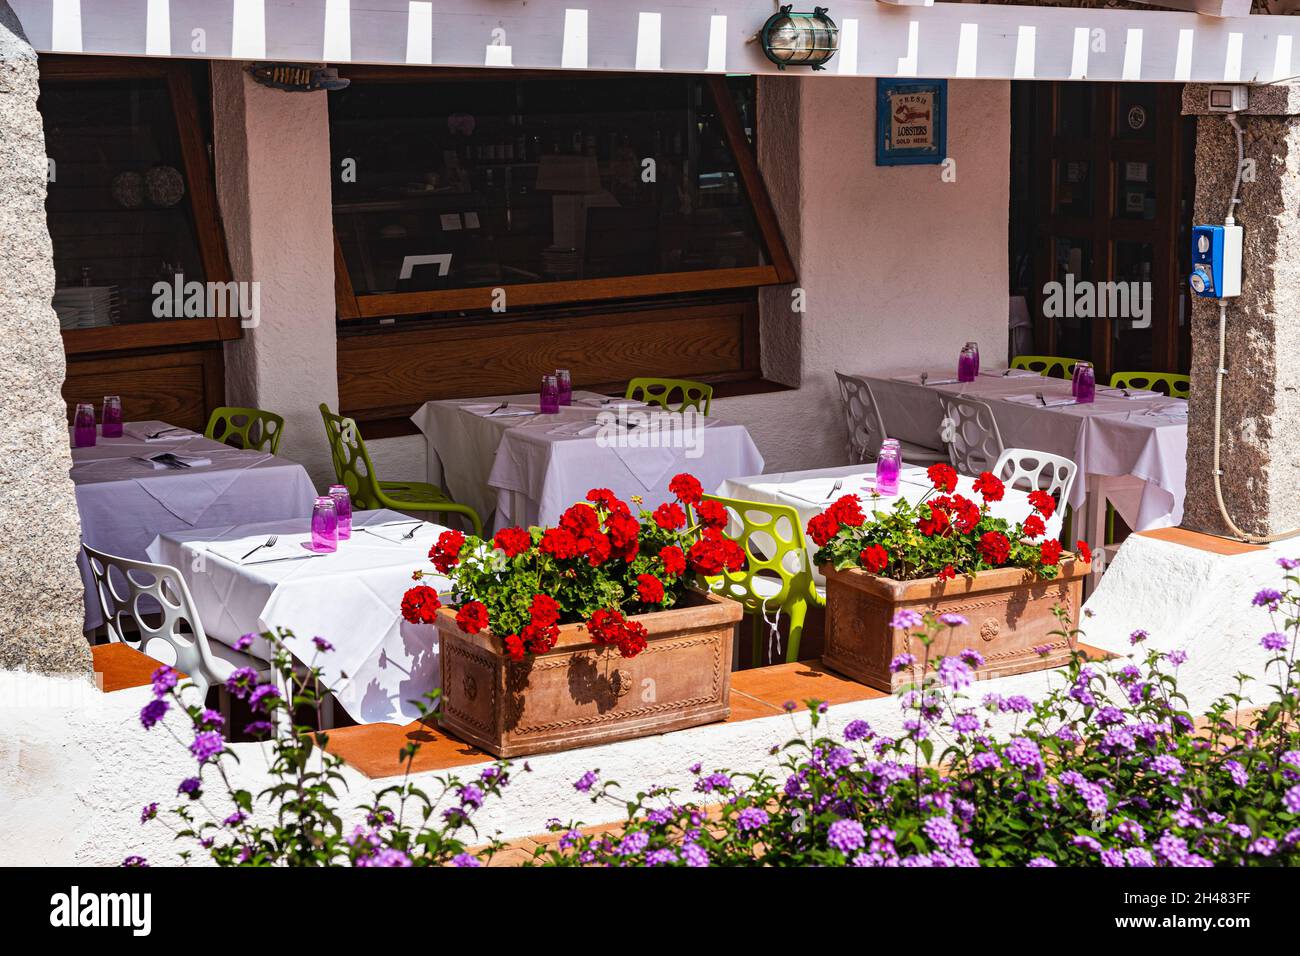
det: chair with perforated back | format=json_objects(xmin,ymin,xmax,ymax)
[
  {"xmin": 1010, "ymin": 355, "xmax": 1083, "ymax": 380},
  {"xmin": 319, "ymin": 404, "xmax": 482, "ymax": 535},
  {"xmin": 991, "ymin": 448, "xmax": 1078, "ymax": 542},
  {"xmin": 82, "ymin": 543, "xmax": 272, "ymax": 701},
  {"xmin": 1109, "ymin": 371, "xmax": 1190, "ymax": 399},
  {"xmin": 835, "ymin": 371, "xmax": 948, "ymax": 466},
  {"xmin": 696, "ymin": 494, "xmax": 823, "ymax": 666},
  {"xmin": 939, "ymin": 396, "xmax": 1005, "ymax": 477},
  {"xmin": 625, "ymin": 377, "xmax": 713, "ymax": 415},
  {"xmin": 205, "ymin": 406, "xmax": 285, "ymax": 454}
]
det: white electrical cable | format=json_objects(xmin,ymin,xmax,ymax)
[{"xmin": 1210, "ymin": 113, "xmax": 1300, "ymax": 544}]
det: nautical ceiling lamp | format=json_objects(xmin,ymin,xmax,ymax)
[{"xmin": 758, "ymin": 5, "xmax": 840, "ymax": 70}]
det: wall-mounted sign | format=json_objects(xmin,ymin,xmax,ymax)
[{"xmin": 876, "ymin": 79, "xmax": 946, "ymax": 166}]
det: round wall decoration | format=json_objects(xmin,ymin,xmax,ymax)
[
  {"xmin": 145, "ymin": 165, "xmax": 186, "ymax": 207},
  {"xmin": 110, "ymin": 170, "xmax": 145, "ymax": 208}
]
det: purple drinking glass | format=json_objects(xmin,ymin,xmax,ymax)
[
  {"xmin": 965, "ymin": 341, "xmax": 980, "ymax": 376},
  {"xmin": 957, "ymin": 347, "xmax": 976, "ymax": 384},
  {"xmin": 556, "ymin": 368, "xmax": 573, "ymax": 406},
  {"xmin": 328, "ymin": 484, "xmax": 353, "ymax": 540},
  {"xmin": 73, "ymin": 403, "xmax": 97, "ymax": 448},
  {"xmin": 101, "ymin": 395, "xmax": 123, "ymax": 438},
  {"xmin": 311, "ymin": 496, "xmax": 339, "ymax": 552},
  {"xmin": 876, "ymin": 440, "xmax": 901, "ymax": 496},
  {"xmin": 1075, "ymin": 363, "xmax": 1096, "ymax": 404},
  {"xmin": 539, "ymin": 374, "xmax": 560, "ymax": 414}
]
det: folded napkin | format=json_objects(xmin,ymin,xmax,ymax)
[
  {"xmin": 206, "ymin": 536, "xmax": 325, "ymax": 566},
  {"xmin": 357, "ymin": 520, "xmax": 434, "ymax": 544},
  {"xmin": 124, "ymin": 421, "xmax": 194, "ymax": 442},
  {"xmin": 979, "ymin": 368, "xmax": 1043, "ymax": 379},
  {"xmin": 892, "ymin": 374, "xmax": 962, "ymax": 386},
  {"xmin": 548, "ymin": 421, "xmax": 603, "ymax": 438},
  {"xmin": 464, "ymin": 403, "xmax": 536, "ymax": 419},
  {"xmin": 136, "ymin": 452, "xmax": 212, "ymax": 470},
  {"xmin": 1099, "ymin": 387, "xmax": 1161, "ymax": 400},
  {"xmin": 577, "ymin": 396, "xmax": 648, "ymax": 409},
  {"xmin": 779, "ymin": 478, "xmax": 867, "ymax": 505},
  {"xmin": 1004, "ymin": 393, "xmax": 1077, "ymax": 408}
]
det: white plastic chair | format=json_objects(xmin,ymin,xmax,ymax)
[
  {"xmin": 82, "ymin": 543, "xmax": 272, "ymax": 702},
  {"xmin": 835, "ymin": 371, "xmax": 947, "ymax": 466},
  {"xmin": 940, "ymin": 396, "xmax": 1006, "ymax": 476},
  {"xmin": 991, "ymin": 448, "xmax": 1077, "ymax": 541}
]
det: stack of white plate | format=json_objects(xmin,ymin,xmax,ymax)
[{"xmin": 53, "ymin": 286, "xmax": 119, "ymax": 329}]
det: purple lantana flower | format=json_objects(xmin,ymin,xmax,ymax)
[
  {"xmin": 938, "ymin": 613, "xmax": 968, "ymax": 628},
  {"xmin": 889, "ymin": 653, "xmax": 915, "ymax": 674},
  {"xmin": 890, "ymin": 609, "xmax": 924, "ymax": 630},
  {"xmin": 451, "ymin": 853, "xmax": 480, "ymax": 867},
  {"xmin": 1261, "ymin": 632, "xmax": 1288, "ymax": 652},
  {"xmin": 737, "ymin": 807, "xmax": 769, "ymax": 831},
  {"xmin": 1253, "ymin": 588, "xmax": 1283, "ymax": 611},
  {"xmin": 312, "ymin": 636, "xmax": 334, "ymax": 653},
  {"xmin": 573, "ymin": 770, "xmax": 599, "ymax": 793},
  {"xmin": 139, "ymin": 698, "xmax": 168, "ymax": 730},
  {"xmin": 844, "ymin": 719, "xmax": 873, "ymax": 742},
  {"xmin": 827, "ymin": 819, "xmax": 866, "ymax": 854},
  {"xmin": 140, "ymin": 803, "xmax": 158, "ymax": 824},
  {"xmin": 1129, "ymin": 629, "xmax": 1149, "ymax": 645},
  {"xmin": 233, "ymin": 633, "xmax": 255, "ymax": 651},
  {"xmin": 189, "ymin": 730, "xmax": 224, "ymax": 764},
  {"xmin": 937, "ymin": 656, "xmax": 972, "ymax": 690},
  {"xmin": 150, "ymin": 666, "xmax": 177, "ymax": 698},
  {"xmin": 178, "ymin": 777, "xmax": 201, "ymax": 798}
]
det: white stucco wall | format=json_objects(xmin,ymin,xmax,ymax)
[
  {"xmin": 212, "ymin": 63, "xmax": 339, "ymax": 490},
  {"xmin": 365, "ymin": 77, "xmax": 1012, "ymax": 480}
]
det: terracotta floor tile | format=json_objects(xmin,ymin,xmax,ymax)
[
  {"xmin": 1137, "ymin": 527, "xmax": 1265, "ymax": 556},
  {"xmin": 320, "ymin": 718, "xmax": 491, "ymax": 779},
  {"xmin": 725, "ymin": 688, "xmax": 785, "ymax": 723},
  {"xmin": 93, "ymin": 643, "xmax": 184, "ymax": 693},
  {"xmin": 731, "ymin": 660, "xmax": 887, "ymax": 710}
]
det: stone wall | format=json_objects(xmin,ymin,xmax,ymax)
[
  {"xmin": 1181, "ymin": 83, "xmax": 1300, "ymax": 540},
  {"xmin": 0, "ymin": 3, "xmax": 90, "ymax": 676}
]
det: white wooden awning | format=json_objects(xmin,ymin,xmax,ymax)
[{"xmin": 10, "ymin": 0, "xmax": 1300, "ymax": 83}]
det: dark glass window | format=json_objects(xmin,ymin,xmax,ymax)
[
  {"xmin": 329, "ymin": 74, "xmax": 766, "ymax": 298},
  {"xmin": 40, "ymin": 79, "xmax": 206, "ymax": 329}
]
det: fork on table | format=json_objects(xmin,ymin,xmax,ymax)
[{"xmin": 241, "ymin": 534, "xmax": 278, "ymax": 561}]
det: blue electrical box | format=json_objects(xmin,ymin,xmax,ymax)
[{"xmin": 1189, "ymin": 224, "xmax": 1242, "ymax": 298}]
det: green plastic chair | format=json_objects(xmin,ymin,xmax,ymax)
[
  {"xmin": 1010, "ymin": 355, "xmax": 1083, "ymax": 380},
  {"xmin": 626, "ymin": 377, "xmax": 713, "ymax": 415},
  {"xmin": 1109, "ymin": 371, "xmax": 1191, "ymax": 399},
  {"xmin": 319, "ymin": 404, "xmax": 482, "ymax": 535},
  {"xmin": 204, "ymin": 406, "xmax": 285, "ymax": 454},
  {"xmin": 696, "ymin": 494, "xmax": 823, "ymax": 666}
]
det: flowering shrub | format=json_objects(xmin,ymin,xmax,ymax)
[
  {"xmin": 810, "ymin": 462, "xmax": 1092, "ymax": 581},
  {"xmin": 400, "ymin": 475, "xmax": 745, "ymax": 660},
  {"xmin": 537, "ymin": 564, "xmax": 1300, "ymax": 867},
  {"xmin": 132, "ymin": 631, "xmax": 513, "ymax": 867}
]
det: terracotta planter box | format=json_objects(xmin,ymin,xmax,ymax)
[
  {"xmin": 434, "ymin": 591, "xmax": 743, "ymax": 758},
  {"xmin": 821, "ymin": 560, "xmax": 1087, "ymax": 692}
]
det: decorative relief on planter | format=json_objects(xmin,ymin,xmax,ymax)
[
  {"xmin": 434, "ymin": 591, "xmax": 742, "ymax": 758},
  {"xmin": 821, "ymin": 561, "xmax": 1086, "ymax": 693}
]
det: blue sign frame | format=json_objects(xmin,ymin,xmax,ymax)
[{"xmin": 876, "ymin": 78, "xmax": 947, "ymax": 166}]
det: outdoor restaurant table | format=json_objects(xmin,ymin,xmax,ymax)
[
  {"xmin": 858, "ymin": 370, "xmax": 1188, "ymax": 533},
  {"xmin": 71, "ymin": 422, "xmax": 317, "ymax": 631},
  {"xmin": 412, "ymin": 391, "xmax": 765, "ymax": 531},
  {"xmin": 148, "ymin": 509, "xmax": 451, "ymax": 726},
  {"xmin": 716, "ymin": 462, "xmax": 1043, "ymax": 589}
]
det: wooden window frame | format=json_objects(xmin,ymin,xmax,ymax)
[
  {"xmin": 41, "ymin": 55, "xmax": 240, "ymax": 356},
  {"xmin": 330, "ymin": 68, "xmax": 794, "ymax": 322}
]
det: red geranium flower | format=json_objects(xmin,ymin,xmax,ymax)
[
  {"xmin": 636, "ymin": 574, "xmax": 666, "ymax": 604},
  {"xmin": 529, "ymin": 593, "xmax": 561, "ymax": 627},
  {"xmin": 428, "ymin": 529, "xmax": 465, "ymax": 575},
  {"xmin": 978, "ymin": 531, "xmax": 1011, "ymax": 566},
  {"xmin": 807, "ymin": 512, "xmax": 842, "ymax": 548},
  {"xmin": 951, "ymin": 495, "xmax": 981, "ymax": 534},
  {"xmin": 826, "ymin": 495, "xmax": 866, "ymax": 529},
  {"xmin": 540, "ymin": 527, "xmax": 580, "ymax": 560},
  {"xmin": 587, "ymin": 608, "xmax": 649, "ymax": 658},
  {"xmin": 585, "ymin": 488, "xmax": 619, "ymax": 510},
  {"xmin": 653, "ymin": 502, "xmax": 687, "ymax": 531},
  {"xmin": 972, "ymin": 471, "xmax": 1005, "ymax": 503},
  {"xmin": 937, "ymin": 565, "xmax": 957, "ymax": 581},
  {"xmin": 687, "ymin": 529, "xmax": 746, "ymax": 576},
  {"xmin": 859, "ymin": 544, "xmax": 889, "ymax": 574},
  {"xmin": 1028, "ymin": 490, "xmax": 1057, "ymax": 520},
  {"xmin": 1076, "ymin": 540, "xmax": 1093, "ymax": 564},
  {"xmin": 694, "ymin": 500, "xmax": 729, "ymax": 530},
  {"xmin": 918, "ymin": 505, "xmax": 950, "ymax": 537},
  {"xmin": 669, "ymin": 473, "xmax": 704, "ymax": 506},
  {"xmin": 585, "ymin": 531, "xmax": 612, "ymax": 567},
  {"xmin": 522, "ymin": 621, "xmax": 559, "ymax": 655},
  {"xmin": 503, "ymin": 634, "xmax": 526, "ymax": 661},
  {"xmin": 493, "ymin": 526, "xmax": 533, "ymax": 558},
  {"xmin": 560, "ymin": 503, "xmax": 601, "ymax": 538},
  {"xmin": 927, "ymin": 463, "xmax": 958, "ymax": 493},
  {"xmin": 455, "ymin": 601, "xmax": 489, "ymax": 635},
  {"xmin": 1022, "ymin": 514, "xmax": 1047, "ymax": 539},
  {"xmin": 659, "ymin": 544, "xmax": 687, "ymax": 577},
  {"xmin": 400, "ymin": 585, "xmax": 442, "ymax": 625},
  {"xmin": 1039, "ymin": 539, "xmax": 1063, "ymax": 566},
  {"xmin": 605, "ymin": 511, "xmax": 641, "ymax": 561}
]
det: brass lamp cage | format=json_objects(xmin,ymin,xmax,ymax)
[{"xmin": 760, "ymin": 5, "xmax": 839, "ymax": 71}]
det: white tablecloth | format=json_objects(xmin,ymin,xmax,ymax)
[
  {"xmin": 860, "ymin": 370, "xmax": 1188, "ymax": 530},
  {"xmin": 718, "ymin": 462, "xmax": 1043, "ymax": 588},
  {"xmin": 148, "ymin": 510, "xmax": 450, "ymax": 726},
  {"xmin": 72, "ymin": 425, "xmax": 317, "ymax": 630},
  {"xmin": 412, "ymin": 391, "xmax": 765, "ymax": 531}
]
